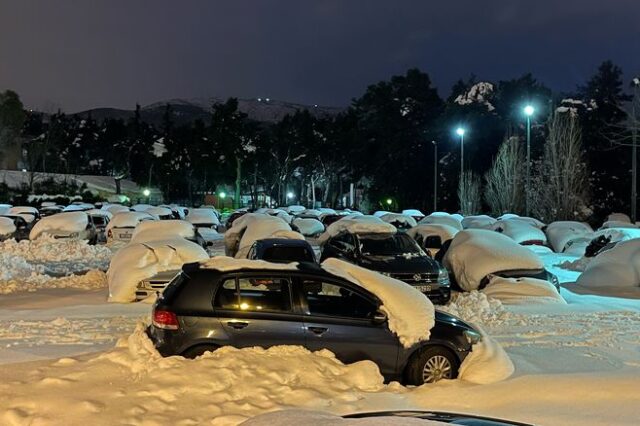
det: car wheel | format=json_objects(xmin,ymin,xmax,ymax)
[
  {"xmin": 405, "ymin": 346, "xmax": 459, "ymax": 385},
  {"xmin": 181, "ymin": 345, "xmax": 219, "ymax": 359}
]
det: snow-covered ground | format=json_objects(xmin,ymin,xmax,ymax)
[{"xmin": 0, "ymin": 237, "xmax": 638, "ymax": 424}]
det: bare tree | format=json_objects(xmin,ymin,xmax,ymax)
[
  {"xmin": 484, "ymin": 135, "xmax": 524, "ymax": 216},
  {"xmin": 531, "ymin": 112, "xmax": 590, "ymax": 221},
  {"xmin": 457, "ymin": 170, "xmax": 482, "ymax": 215}
]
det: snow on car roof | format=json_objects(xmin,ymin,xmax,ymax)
[
  {"xmin": 226, "ymin": 213, "xmax": 304, "ymax": 258},
  {"xmin": 29, "ymin": 211, "xmax": 89, "ymax": 240},
  {"xmin": 186, "ymin": 208, "xmax": 221, "ymax": 225},
  {"xmin": 107, "ymin": 211, "xmax": 155, "ymax": 229},
  {"xmin": 461, "ymin": 215, "xmax": 496, "ymax": 229},
  {"xmin": 545, "ymin": 221, "xmax": 594, "ymax": 253},
  {"xmin": 107, "ymin": 238, "xmax": 208, "ymax": 302},
  {"xmin": 379, "ymin": 213, "xmax": 417, "ymax": 228},
  {"xmin": 0, "ymin": 217, "xmax": 16, "ymax": 236},
  {"xmin": 145, "ymin": 207, "xmax": 173, "ymax": 218},
  {"xmin": 419, "ymin": 214, "xmax": 463, "ymax": 230},
  {"xmin": 131, "ymin": 220, "xmax": 196, "ymax": 244},
  {"xmin": 492, "ymin": 219, "xmax": 547, "ymax": 244},
  {"xmin": 292, "ymin": 217, "xmax": 325, "ymax": 236},
  {"xmin": 86, "ymin": 209, "xmax": 113, "ymax": 219},
  {"xmin": 401, "ymin": 209, "xmax": 425, "ymax": 217},
  {"xmin": 318, "ymin": 215, "xmax": 396, "ymax": 244},
  {"xmin": 321, "ymin": 258, "xmax": 435, "ymax": 348},
  {"xmin": 443, "ymin": 229, "xmax": 544, "ymax": 291},
  {"xmin": 577, "ymin": 239, "xmax": 640, "ymax": 294},
  {"xmin": 200, "ymin": 256, "xmax": 301, "ymax": 271},
  {"xmin": 406, "ymin": 223, "xmax": 459, "ymax": 242},
  {"xmin": 102, "ymin": 204, "xmax": 130, "ymax": 215}
]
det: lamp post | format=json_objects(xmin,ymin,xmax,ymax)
[
  {"xmin": 219, "ymin": 191, "xmax": 226, "ymax": 210},
  {"xmin": 143, "ymin": 188, "xmax": 151, "ymax": 203},
  {"xmin": 456, "ymin": 127, "xmax": 465, "ymax": 177},
  {"xmin": 524, "ymin": 105, "xmax": 535, "ymax": 216},
  {"xmin": 432, "ymin": 140, "xmax": 438, "ymax": 212}
]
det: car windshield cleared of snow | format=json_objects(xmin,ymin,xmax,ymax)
[{"xmin": 359, "ymin": 233, "xmax": 422, "ymax": 256}]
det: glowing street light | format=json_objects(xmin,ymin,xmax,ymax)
[
  {"xmin": 219, "ymin": 192, "xmax": 226, "ymax": 199},
  {"xmin": 385, "ymin": 198, "xmax": 393, "ymax": 206},
  {"xmin": 286, "ymin": 192, "xmax": 294, "ymax": 199},
  {"xmin": 143, "ymin": 188, "xmax": 151, "ymax": 197},
  {"xmin": 523, "ymin": 105, "xmax": 535, "ymax": 216},
  {"xmin": 455, "ymin": 127, "xmax": 466, "ymax": 213}
]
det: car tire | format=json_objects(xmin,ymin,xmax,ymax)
[
  {"xmin": 405, "ymin": 346, "xmax": 459, "ymax": 385},
  {"xmin": 181, "ymin": 345, "xmax": 219, "ymax": 359}
]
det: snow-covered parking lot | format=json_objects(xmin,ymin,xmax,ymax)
[{"xmin": 0, "ymin": 235, "xmax": 639, "ymax": 425}]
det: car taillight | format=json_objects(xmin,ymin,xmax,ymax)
[{"xmin": 152, "ymin": 309, "xmax": 179, "ymax": 330}]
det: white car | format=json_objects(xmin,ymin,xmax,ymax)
[
  {"xmin": 130, "ymin": 219, "xmax": 205, "ymax": 247},
  {"xmin": 29, "ymin": 211, "xmax": 97, "ymax": 243},
  {"xmin": 106, "ymin": 211, "xmax": 155, "ymax": 243}
]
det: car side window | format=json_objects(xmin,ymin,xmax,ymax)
[
  {"xmin": 424, "ymin": 235, "xmax": 442, "ymax": 249},
  {"xmin": 330, "ymin": 233, "xmax": 354, "ymax": 252},
  {"xmin": 302, "ymin": 280, "xmax": 377, "ymax": 319},
  {"xmin": 215, "ymin": 276, "xmax": 293, "ymax": 313}
]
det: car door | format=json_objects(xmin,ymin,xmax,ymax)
[
  {"xmin": 296, "ymin": 276, "xmax": 400, "ymax": 377},
  {"xmin": 213, "ymin": 273, "xmax": 305, "ymax": 348}
]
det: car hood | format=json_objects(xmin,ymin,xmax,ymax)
[
  {"xmin": 434, "ymin": 310, "xmax": 476, "ymax": 332},
  {"xmin": 357, "ymin": 253, "xmax": 440, "ymax": 273}
]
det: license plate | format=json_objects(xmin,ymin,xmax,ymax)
[
  {"xmin": 416, "ymin": 285, "xmax": 433, "ymax": 293},
  {"xmin": 119, "ymin": 233, "xmax": 130, "ymax": 239}
]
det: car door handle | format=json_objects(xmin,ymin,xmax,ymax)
[
  {"xmin": 227, "ymin": 321, "xmax": 249, "ymax": 329},
  {"xmin": 307, "ymin": 326, "xmax": 328, "ymax": 335}
]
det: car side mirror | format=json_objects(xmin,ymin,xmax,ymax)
[{"xmin": 372, "ymin": 310, "xmax": 387, "ymax": 325}]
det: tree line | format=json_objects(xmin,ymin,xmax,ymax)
[{"xmin": 1, "ymin": 60, "xmax": 638, "ymax": 222}]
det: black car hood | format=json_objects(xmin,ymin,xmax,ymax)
[
  {"xmin": 357, "ymin": 253, "xmax": 440, "ymax": 273},
  {"xmin": 434, "ymin": 310, "xmax": 475, "ymax": 332},
  {"xmin": 344, "ymin": 410, "xmax": 532, "ymax": 425}
]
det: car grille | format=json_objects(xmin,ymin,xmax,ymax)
[{"xmin": 391, "ymin": 272, "xmax": 440, "ymax": 284}]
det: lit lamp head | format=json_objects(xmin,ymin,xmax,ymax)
[
  {"xmin": 524, "ymin": 105, "xmax": 535, "ymax": 117},
  {"xmin": 286, "ymin": 192, "xmax": 294, "ymax": 199},
  {"xmin": 143, "ymin": 189, "xmax": 151, "ymax": 197},
  {"xmin": 386, "ymin": 198, "xmax": 393, "ymax": 206},
  {"xmin": 219, "ymin": 192, "xmax": 226, "ymax": 199},
  {"xmin": 456, "ymin": 127, "xmax": 465, "ymax": 137}
]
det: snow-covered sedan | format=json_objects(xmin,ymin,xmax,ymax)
[
  {"xmin": 148, "ymin": 257, "xmax": 482, "ymax": 385},
  {"xmin": 29, "ymin": 211, "xmax": 98, "ymax": 243},
  {"xmin": 106, "ymin": 211, "xmax": 155, "ymax": 243}
]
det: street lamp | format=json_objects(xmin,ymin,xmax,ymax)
[
  {"xmin": 385, "ymin": 198, "xmax": 393, "ymax": 207},
  {"xmin": 286, "ymin": 192, "xmax": 294, "ymax": 200},
  {"xmin": 523, "ymin": 105, "xmax": 535, "ymax": 216},
  {"xmin": 456, "ymin": 127, "xmax": 465, "ymax": 177}
]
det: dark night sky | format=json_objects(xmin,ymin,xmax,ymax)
[{"xmin": 1, "ymin": 0, "xmax": 639, "ymax": 112}]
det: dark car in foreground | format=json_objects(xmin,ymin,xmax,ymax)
[
  {"xmin": 247, "ymin": 238, "xmax": 316, "ymax": 263},
  {"xmin": 320, "ymin": 231, "xmax": 451, "ymax": 304},
  {"xmin": 344, "ymin": 411, "xmax": 533, "ymax": 425},
  {"xmin": 148, "ymin": 261, "xmax": 480, "ymax": 385}
]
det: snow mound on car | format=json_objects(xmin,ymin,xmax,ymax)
[
  {"xmin": 380, "ymin": 213, "xmax": 417, "ymax": 228},
  {"xmin": 318, "ymin": 215, "xmax": 396, "ymax": 244},
  {"xmin": 292, "ymin": 217, "xmax": 325, "ymax": 236},
  {"xmin": 322, "ymin": 258, "xmax": 434, "ymax": 347},
  {"xmin": 545, "ymin": 221, "xmax": 593, "ymax": 253},
  {"xmin": 201, "ymin": 256, "xmax": 301, "ymax": 271},
  {"xmin": 29, "ymin": 211, "xmax": 89, "ymax": 240},
  {"xmin": 130, "ymin": 220, "xmax": 196, "ymax": 244},
  {"xmin": 482, "ymin": 276, "xmax": 566, "ymax": 305},
  {"xmin": 186, "ymin": 208, "xmax": 220, "ymax": 225},
  {"xmin": 443, "ymin": 230, "xmax": 544, "ymax": 291},
  {"xmin": 461, "ymin": 215, "xmax": 496, "ymax": 229},
  {"xmin": 107, "ymin": 239, "xmax": 208, "ymax": 303},
  {"xmin": 492, "ymin": 219, "xmax": 547, "ymax": 245},
  {"xmin": 224, "ymin": 213, "xmax": 303, "ymax": 258},
  {"xmin": 106, "ymin": 211, "xmax": 154, "ymax": 232},
  {"xmin": 419, "ymin": 213, "xmax": 463, "ymax": 230},
  {"xmin": 406, "ymin": 223, "xmax": 458, "ymax": 245},
  {"xmin": 458, "ymin": 331, "xmax": 514, "ymax": 384},
  {"xmin": 576, "ymin": 239, "xmax": 640, "ymax": 295},
  {"xmin": 0, "ymin": 217, "xmax": 16, "ymax": 236}
]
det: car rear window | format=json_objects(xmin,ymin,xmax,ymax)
[
  {"xmin": 263, "ymin": 246, "xmax": 314, "ymax": 263},
  {"xmin": 163, "ymin": 270, "xmax": 217, "ymax": 313}
]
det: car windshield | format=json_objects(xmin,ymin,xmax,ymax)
[
  {"xmin": 263, "ymin": 246, "xmax": 314, "ymax": 263},
  {"xmin": 91, "ymin": 216, "xmax": 106, "ymax": 226},
  {"xmin": 359, "ymin": 233, "xmax": 423, "ymax": 256}
]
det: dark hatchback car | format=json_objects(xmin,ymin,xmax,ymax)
[
  {"xmin": 148, "ymin": 262, "xmax": 480, "ymax": 385},
  {"xmin": 320, "ymin": 231, "xmax": 451, "ymax": 304},
  {"xmin": 247, "ymin": 238, "xmax": 316, "ymax": 263}
]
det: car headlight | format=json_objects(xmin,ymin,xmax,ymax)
[
  {"xmin": 464, "ymin": 330, "xmax": 482, "ymax": 345},
  {"xmin": 438, "ymin": 268, "xmax": 450, "ymax": 285}
]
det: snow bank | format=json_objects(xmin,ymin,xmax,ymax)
[
  {"xmin": 461, "ymin": 215, "xmax": 496, "ymax": 229},
  {"xmin": 439, "ymin": 291, "xmax": 508, "ymax": 326},
  {"xmin": 546, "ymin": 221, "xmax": 594, "ymax": 253},
  {"xmin": 379, "ymin": 213, "xmax": 417, "ymax": 228},
  {"xmin": 0, "ymin": 217, "xmax": 16, "ymax": 236},
  {"xmin": 443, "ymin": 230, "xmax": 544, "ymax": 291},
  {"xmin": 29, "ymin": 212, "xmax": 89, "ymax": 240},
  {"xmin": 322, "ymin": 258, "xmax": 434, "ymax": 347},
  {"xmin": 292, "ymin": 217, "xmax": 325, "ymax": 236},
  {"xmin": 419, "ymin": 214, "xmax": 463, "ymax": 231},
  {"xmin": 576, "ymin": 239, "xmax": 640, "ymax": 293},
  {"xmin": 458, "ymin": 332, "xmax": 514, "ymax": 384},
  {"xmin": 318, "ymin": 216, "xmax": 396, "ymax": 245},
  {"xmin": 0, "ymin": 260, "xmax": 107, "ymax": 295},
  {"xmin": 107, "ymin": 239, "xmax": 209, "ymax": 303},
  {"xmin": 130, "ymin": 219, "xmax": 196, "ymax": 244},
  {"xmin": 482, "ymin": 276, "xmax": 566, "ymax": 305},
  {"xmin": 492, "ymin": 219, "xmax": 547, "ymax": 245},
  {"xmin": 186, "ymin": 208, "xmax": 221, "ymax": 225}
]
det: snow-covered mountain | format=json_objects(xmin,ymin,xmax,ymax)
[{"xmin": 76, "ymin": 97, "xmax": 343, "ymax": 126}]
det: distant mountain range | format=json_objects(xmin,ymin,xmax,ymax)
[{"xmin": 75, "ymin": 97, "xmax": 344, "ymax": 126}]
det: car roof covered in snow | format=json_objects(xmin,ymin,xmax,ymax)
[{"xmin": 318, "ymin": 215, "xmax": 397, "ymax": 244}]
